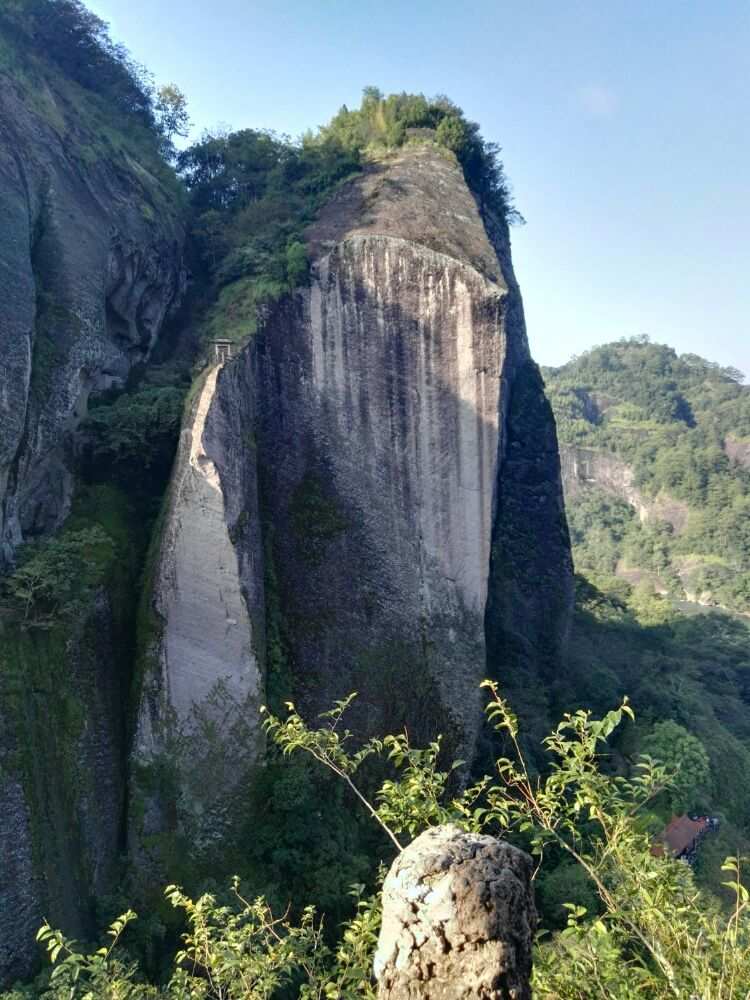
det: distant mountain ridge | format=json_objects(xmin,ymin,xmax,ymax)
[{"xmin": 543, "ymin": 337, "xmax": 750, "ymax": 613}]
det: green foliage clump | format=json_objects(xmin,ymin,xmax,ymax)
[
  {"xmin": 179, "ymin": 87, "xmax": 519, "ymax": 353},
  {"xmin": 13, "ymin": 687, "xmax": 750, "ymax": 999},
  {"xmin": 0, "ymin": 0, "xmax": 188, "ymax": 158},
  {"xmin": 640, "ymin": 720, "xmax": 712, "ymax": 814},
  {"xmin": 1, "ymin": 527, "xmax": 113, "ymax": 629},
  {"xmin": 80, "ymin": 385, "xmax": 185, "ymax": 501},
  {"xmin": 178, "ymin": 125, "xmax": 359, "ymax": 347},
  {"xmin": 545, "ymin": 336, "xmax": 750, "ymax": 612},
  {"xmin": 318, "ymin": 87, "xmax": 522, "ymax": 225}
]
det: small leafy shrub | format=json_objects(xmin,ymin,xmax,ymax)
[
  {"xmin": 1, "ymin": 527, "xmax": 113, "ymax": 628},
  {"xmin": 12, "ymin": 686, "xmax": 750, "ymax": 998}
]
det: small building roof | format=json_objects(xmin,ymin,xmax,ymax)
[{"xmin": 659, "ymin": 815, "xmax": 710, "ymax": 857}]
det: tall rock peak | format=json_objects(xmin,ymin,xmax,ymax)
[{"xmin": 134, "ymin": 143, "xmax": 572, "ymax": 853}]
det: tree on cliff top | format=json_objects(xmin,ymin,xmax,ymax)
[{"xmin": 0, "ymin": 0, "xmax": 188, "ymax": 156}]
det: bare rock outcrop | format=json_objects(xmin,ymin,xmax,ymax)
[
  {"xmin": 135, "ymin": 144, "xmax": 573, "ymax": 859},
  {"xmin": 132, "ymin": 351, "xmax": 265, "ymax": 859},
  {"xmin": 374, "ymin": 825, "xmax": 536, "ymax": 1000},
  {"xmin": 255, "ymin": 145, "xmax": 572, "ymax": 757},
  {"xmin": 0, "ymin": 43, "xmax": 185, "ymax": 982},
  {"xmin": 560, "ymin": 444, "xmax": 689, "ymax": 533}
]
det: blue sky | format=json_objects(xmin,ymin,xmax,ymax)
[{"xmin": 88, "ymin": 0, "xmax": 749, "ymax": 374}]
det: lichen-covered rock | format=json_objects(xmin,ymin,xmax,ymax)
[
  {"xmin": 374, "ymin": 825, "xmax": 536, "ymax": 1000},
  {"xmin": 0, "ymin": 66, "xmax": 185, "ymax": 562}
]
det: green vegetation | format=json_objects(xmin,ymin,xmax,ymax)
[
  {"xmin": 0, "ymin": 0, "xmax": 186, "ymax": 208},
  {"xmin": 179, "ymin": 87, "xmax": 520, "ymax": 353},
  {"xmin": 80, "ymin": 384, "xmax": 186, "ymax": 507},
  {"xmin": 561, "ymin": 577, "xmax": 750, "ymax": 838},
  {"xmin": 545, "ymin": 336, "xmax": 750, "ymax": 611},
  {"xmin": 1, "ymin": 526, "xmax": 113, "ymax": 628},
  {"xmin": 9, "ymin": 688, "xmax": 750, "ymax": 999},
  {"xmin": 0, "ymin": 0, "xmax": 188, "ymax": 156}
]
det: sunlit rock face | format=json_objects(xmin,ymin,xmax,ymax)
[
  {"xmin": 132, "ymin": 351, "xmax": 265, "ymax": 857},
  {"xmin": 256, "ymin": 234, "xmax": 509, "ymax": 755},
  {"xmin": 254, "ymin": 146, "xmax": 572, "ymax": 756},
  {"xmin": 134, "ymin": 144, "xmax": 573, "ymax": 855}
]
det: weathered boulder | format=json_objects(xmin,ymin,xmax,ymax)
[{"xmin": 374, "ymin": 824, "xmax": 536, "ymax": 999}]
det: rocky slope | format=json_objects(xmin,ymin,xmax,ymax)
[
  {"xmin": 134, "ymin": 144, "xmax": 573, "ymax": 856},
  {"xmin": 0, "ymin": 42, "xmax": 185, "ymax": 982}
]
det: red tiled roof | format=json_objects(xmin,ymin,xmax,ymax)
[{"xmin": 660, "ymin": 815, "xmax": 710, "ymax": 857}]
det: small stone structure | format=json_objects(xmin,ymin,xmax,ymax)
[
  {"xmin": 374, "ymin": 824, "xmax": 536, "ymax": 999},
  {"xmin": 212, "ymin": 339, "xmax": 232, "ymax": 364}
]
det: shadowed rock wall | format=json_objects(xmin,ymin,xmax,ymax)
[{"xmin": 0, "ymin": 71, "xmax": 184, "ymax": 561}]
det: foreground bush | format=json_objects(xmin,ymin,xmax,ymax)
[{"xmin": 8, "ymin": 685, "xmax": 749, "ymax": 998}]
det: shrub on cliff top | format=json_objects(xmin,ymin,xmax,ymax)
[{"xmin": 180, "ymin": 88, "xmax": 521, "ymax": 351}]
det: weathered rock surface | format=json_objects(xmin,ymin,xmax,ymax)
[
  {"xmin": 0, "ymin": 66, "xmax": 184, "ymax": 562},
  {"xmin": 0, "ymin": 43, "xmax": 185, "ymax": 983},
  {"xmin": 560, "ymin": 444, "xmax": 689, "ymax": 533},
  {"xmin": 136, "ymin": 145, "xmax": 572, "ymax": 857},
  {"xmin": 256, "ymin": 146, "xmax": 572, "ymax": 755},
  {"xmin": 724, "ymin": 435, "xmax": 750, "ymax": 470},
  {"xmin": 132, "ymin": 351, "xmax": 264, "ymax": 856},
  {"xmin": 374, "ymin": 824, "xmax": 536, "ymax": 1000},
  {"xmin": 0, "ymin": 590, "xmax": 132, "ymax": 983}
]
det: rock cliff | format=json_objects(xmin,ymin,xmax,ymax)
[
  {"xmin": 0, "ymin": 40, "xmax": 185, "ymax": 982},
  {"xmin": 0, "ymin": 59, "xmax": 184, "ymax": 562},
  {"xmin": 560, "ymin": 444, "xmax": 689, "ymax": 533},
  {"xmin": 132, "ymin": 353, "xmax": 265, "ymax": 860},
  {"xmin": 136, "ymin": 145, "xmax": 573, "ymax": 847}
]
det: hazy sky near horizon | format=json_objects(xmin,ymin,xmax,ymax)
[{"xmin": 87, "ymin": 0, "xmax": 749, "ymax": 374}]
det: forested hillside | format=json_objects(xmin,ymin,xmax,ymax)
[
  {"xmin": 537, "ymin": 338, "xmax": 750, "ymax": 899},
  {"xmin": 544, "ymin": 337, "xmax": 750, "ymax": 613}
]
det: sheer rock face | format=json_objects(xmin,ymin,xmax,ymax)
[
  {"xmin": 374, "ymin": 825, "xmax": 536, "ymax": 1000},
  {"xmin": 0, "ymin": 590, "xmax": 132, "ymax": 984},
  {"xmin": 0, "ymin": 56, "xmax": 184, "ymax": 981},
  {"xmin": 132, "ymin": 351, "xmax": 265, "ymax": 855},
  {"xmin": 256, "ymin": 146, "xmax": 572, "ymax": 755},
  {"xmin": 0, "ymin": 72, "xmax": 185, "ymax": 562},
  {"xmin": 136, "ymin": 144, "xmax": 572, "ymax": 851}
]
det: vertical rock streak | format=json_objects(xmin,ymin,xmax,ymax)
[
  {"xmin": 155, "ymin": 368, "xmax": 259, "ymax": 719},
  {"xmin": 310, "ymin": 237, "xmax": 504, "ymax": 614}
]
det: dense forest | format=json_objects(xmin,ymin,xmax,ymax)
[{"xmin": 545, "ymin": 337, "xmax": 750, "ymax": 612}]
